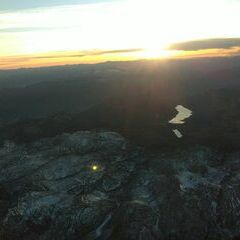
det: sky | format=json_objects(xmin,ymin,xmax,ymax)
[{"xmin": 1, "ymin": 0, "xmax": 240, "ymax": 69}]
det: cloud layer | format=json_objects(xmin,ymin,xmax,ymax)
[
  {"xmin": 169, "ymin": 38, "xmax": 240, "ymax": 51},
  {"xmin": 0, "ymin": 48, "xmax": 144, "ymax": 69},
  {"xmin": 32, "ymin": 48, "xmax": 143, "ymax": 59},
  {"xmin": 0, "ymin": 0, "xmax": 114, "ymax": 11}
]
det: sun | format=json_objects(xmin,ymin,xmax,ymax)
[
  {"xmin": 136, "ymin": 44, "xmax": 177, "ymax": 60},
  {"xmin": 140, "ymin": 48, "xmax": 169, "ymax": 59}
]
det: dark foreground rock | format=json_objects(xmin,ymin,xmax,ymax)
[{"xmin": 0, "ymin": 131, "xmax": 239, "ymax": 240}]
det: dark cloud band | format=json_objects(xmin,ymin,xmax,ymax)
[
  {"xmin": 169, "ymin": 38, "xmax": 240, "ymax": 51},
  {"xmin": 32, "ymin": 48, "xmax": 143, "ymax": 59}
]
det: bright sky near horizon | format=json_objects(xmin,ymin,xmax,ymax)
[{"xmin": 1, "ymin": 0, "xmax": 240, "ymax": 69}]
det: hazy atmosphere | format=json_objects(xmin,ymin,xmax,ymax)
[{"xmin": 1, "ymin": 0, "xmax": 240, "ymax": 68}]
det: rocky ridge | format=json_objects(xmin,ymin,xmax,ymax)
[{"xmin": 0, "ymin": 131, "xmax": 239, "ymax": 240}]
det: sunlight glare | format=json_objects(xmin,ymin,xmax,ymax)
[{"xmin": 1, "ymin": 0, "xmax": 240, "ymax": 68}]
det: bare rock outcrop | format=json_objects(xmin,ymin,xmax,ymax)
[{"xmin": 0, "ymin": 131, "xmax": 239, "ymax": 240}]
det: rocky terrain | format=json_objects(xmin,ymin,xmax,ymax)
[{"xmin": 0, "ymin": 131, "xmax": 239, "ymax": 240}]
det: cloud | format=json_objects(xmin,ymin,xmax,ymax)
[
  {"xmin": 0, "ymin": 0, "xmax": 115, "ymax": 11},
  {"xmin": 32, "ymin": 48, "xmax": 143, "ymax": 59},
  {"xmin": 0, "ymin": 48, "xmax": 144, "ymax": 69},
  {"xmin": 169, "ymin": 38, "xmax": 240, "ymax": 51},
  {"xmin": 0, "ymin": 27, "xmax": 62, "ymax": 33},
  {"xmin": 92, "ymin": 49, "xmax": 143, "ymax": 55},
  {"xmin": 33, "ymin": 54, "xmax": 86, "ymax": 59}
]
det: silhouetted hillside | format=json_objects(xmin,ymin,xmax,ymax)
[{"xmin": 0, "ymin": 57, "xmax": 239, "ymax": 150}]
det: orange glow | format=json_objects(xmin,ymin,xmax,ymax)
[
  {"xmin": 1, "ymin": 47, "xmax": 240, "ymax": 70},
  {"xmin": 1, "ymin": 0, "xmax": 240, "ymax": 69}
]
